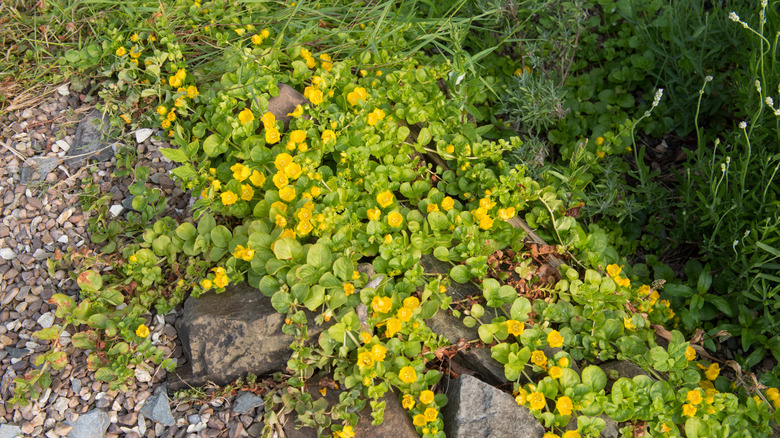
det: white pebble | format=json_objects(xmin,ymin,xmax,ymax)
[
  {"xmin": 56, "ymin": 84, "xmax": 69, "ymax": 96},
  {"xmin": 57, "ymin": 235, "xmax": 69, "ymax": 244},
  {"xmin": 134, "ymin": 129, "xmax": 154, "ymax": 144},
  {"xmin": 37, "ymin": 312, "xmax": 55, "ymax": 329},
  {"xmin": 0, "ymin": 248, "xmax": 17, "ymax": 260},
  {"xmin": 135, "ymin": 368, "xmax": 151, "ymax": 383},
  {"xmin": 55, "ymin": 140, "xmax": 71, "ymax": 152},
  {"xmin": 109, "ymin": 205, "xmax": 124, "ymax": 217}
]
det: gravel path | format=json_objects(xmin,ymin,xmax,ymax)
[{"xmin": 0, "ymin": 85, "xmax": 269, "ymax": 438}]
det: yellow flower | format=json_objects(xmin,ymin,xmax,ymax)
[
  {"xmin": 371, "ymin": 296, "xmax": 393, "ymax": 314},
  {"xmin": 279, "ymin": 186, "xmax": 296, "ymax": 202},
  {"xmin": 156, "ymin": 106, "xmax": 167, "ymax": 115},
  {"xmin": 403, "ymin": 296, "xmax": 420, "ymax": 309},
  {"xmin": 251, "ymin": 34, "xmax": 263, "ymax": 45},
  {"xmin": 304, "ymin": 86, "xmax": 323, "ymax": 105},
  {"xmin": 531, "ymin": 351, "xmax": 547, "ymax": 367},
  {"xmin": 367, "ymin": 207, "xmax": 381, "ymax": 221},
  {"xmin": 266, "ymin": 127, "xmax": 281, "ymax": 144},
  {"xmin": 284, "ymin": 162, "xmax": 302, "ymax": 180},
  {"xmin": 399, "ymin": 366, "xmax": 417, "ymax": 384},
  {"xmin": 606, "ymin": 264, "xmax": 622, "ymax": 278},
  {"xmin": 623, "ymin": 318, "xmax": 636, "ymax": 330},
  {"xmin": 260, "ymin": 28, "xmax": 270, "ymax": 38},
  {"xmin": 129, "ymin": 254, "xmax": 138, "ymax": 263},
  {"xmin": 388, "ymin": 211, "xmax": 403, "ymax": 228},
  {"xmin": 558, "ymin": 356, "xmax": 570, "ymax": 368},
  {"xmin": 371, "ymin": 344, "xmax": 386, "ymax": 362},
  {"xmin": 685, "ymin": 346, "xmax": 696, "ymax": 361},
  {"xmin": 221, "ymin": 191, "xmax": 238, "ymax": 205},
  {"xmin": 238, "ymin": 108, "xmax": 254, "ymax": 125},
  {"xmin": 419, "ymin": 390, "xmax": 435, "ymax": 405},
  {"xmin": 682, "ymin": 403, "xmax": 697, "ymax": 417},
  {"xmin": 296, "ymin": 220, "xmax": 313, "ymax": 235},
  {"xmin": 347, "ymin": 87, "xmax": 369, "ymax": 106},
  {"xmin": 479, "ymin": 215, "xmax": 494, "ymax": 230},
  {"xmin": 135, "ymin": 324, "xmax": 150, "ymax": 337},
  {"xmin": 242, "ymin": 248, "xmax": 255, "ymax": 261},
  {"xmin": 515, "ymin": 388, "xmax": 528, "ymax": 405},
  {"xmin": 186, "ymin": 85, "xmax": 199, "ymax": 98},
  {"xmin": 563, "ymin": 431, "xmax": 581, "ymax": 438},
  {"xmin": 201, "ymin": 278, "xmax": 212, "ymax": 289},
  {"xmin": 637, "ymin": 285, "xmax": 651, "ymax": 296},
  {"xmin": 310, "ymin": 186, "xmax": 321, "ymax": 197},
  {"xmin": 268, "ymin": 203, "xmax": 286, "ymax": 216},
  {"xmin": 549, "ymin": 366, "xmax": 563, "ymax": 379},
  {"xmin": 403, "ymin": 394, "xmax": 416, "ymax": 410},
  {"xmin": 230, "ymin": 163, "xmax": 251, "ymax": 181},
  {"xmin": 273, "ymin": 172, "xmax": 288, "ymax": 189},
  {"xmin": 335, "ymin": 425, "xmax": 354, "ymax": 438},
  {"xmin": 377, "ymin": 191, "xmax": 394, "ymax": 208},
  {"xmin": 687, "ymin": 389, "xmax": 703, "ymax": 405},
  {"xmin": 116, "ymin": 46, "xmax": 127, "ymax": 57},
  {"xmin": 343, "ymin": 283, "xmax": 355, "ymax": 296},
  {"xmin": 498, "ymin": 207, "xmax": 516, "ymax": 220},
  {"xmin": 412, "ymin": 414, "xmax": 426, "ymax": 427},
  {"xmin": 383, "ymin": 234, "xmax": 392, "ymax": 244},
  {"xmin": 214, "ymin": 273, "xmax": 228, "ymax": 288},
  {"xmin": 617, "ymin": 277, "xmax": 631, "ymax": 288},
  {"xmin": 275, "ymin": 214, "xmax": 287, "ymax": 228},
  {"xmin": 240, "ymin": 184, "xmax": 254, "ymax": 201},
  {"xmin": 397, "ymin": 307, "xmax": 412, "ymax": 323},
  {"xmin": 506, "ymin": 320, "xmax": 525, "ymax": 336},
  {"xmin": 555, "ymin": 395, "xmax": 573, "ymax": 415},
  {"xmin": 543, "ymin": 433, "xmax": 560, "ymax": 438},
  {"xmin": 288, "ymin": 105, "xmax": 303, "ymax": 118},
  {"xmin": 249, "ymin": 170, "xmax": 266, "ymax": 187},
  {"xmin": 367, "ymin": 108, "xmax": 386, "ymax": 126},
  {"xmin": 120, "ymin": 114, "xmax": 131, "ymax": 124},
  {"xmin": 360, "ymin": 332, "xmax": 372, "ymax": 344},
  {"xmin": 357, "ymin": 351, "xmax": 374, "ymax": 369},
  {"xmin": 595, "ymin": 136, "xmax": 605, "ymax": 146},
  {"xmin": 211, "ymin": 180, "xmax": 221, "ymax": 190},
  {"xmin": 233, "ymin": 245, "xmax": 247, "ymax": 259},
  {"xmin": 766, "ymin": 388, "xmax": 779, "ymax": 401},
  {"xmin": 547, "ymin": 330, "xmax": 564, "ymax": 348},
  {"xmin": 426, "ymin": 204, "xmax": 439, "ymax": 213},
  {"xmin": 528, "ymin": 392, "xmax": 545, "ymax": 410},
  {"xmin": 441, "ymin": 197, "xmax": 454, "ymax": 211},
  {"xmin": 705, "ymin": 363, "xmax": 720, "ymax": 380},
  {"xmin": 423, "ymin": 407, "xmax": 437, "ymax": 422},
  {"xmin": 321, "ymin": 129, "xmax": 336, "ymax": 143},
  {"xmin": 166, "ymin": 111, "xmax": 177, "ymax": 122},
  {"xmin": 445, "ymin": 144, "xmax": 455, "ymax": 154}
]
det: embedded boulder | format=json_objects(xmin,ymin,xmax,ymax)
[
  {"xmin": 442, "ymin": 374, "xmax": 544, "ymax": 438},
  {"xmin": 268, "ymin": 83, "xmax": 308, "ymax": 126},
  {"xmin": 172, "ymin": 283, "xmax": 323, "ymax": 389}
]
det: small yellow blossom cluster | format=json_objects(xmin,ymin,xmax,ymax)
[
  {"xmin": 766, "ymin": 387, "xmax": 780, "ymax": 408},
  {"xmin": 605, "ymin": 264, "xmax": 630, "ymax": 288},
  {"xmin": 347, "ymin": 87, "xmax": 369, "ymax": 106},
  {"xmin": 232, "ymin": 244, "xmax": 255, "ymax": 261},
  {"xmin": 158, "ymin": 81, "xmax": 199, "ymax": 129},
  {"xmin": 251, "ymin": 28, "xmax": 270, "ymax": 45},
  {"xmin": 471, "ymin": 197, "xmax": 497, "ymax": 230},
  {"xmin": 200, "ymin": 267, "xmax": 229, "ymax": 290},
  {"xmin": 367, "ymin": 108, "xmax": 385, "ymax": 126},
  {"xmin": 116, "ymin": 34, "xmax": 152, "ymax": 67},
  {"xmin": 333, "ymin": 425, "xmax": 354, "ymax": 438},
  {"xmin": 303, "ymin": 74, "xmax": 325, "ymax": 106}
]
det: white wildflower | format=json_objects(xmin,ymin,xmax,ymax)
[
  {"xmin": 729, "ymin": 12, "xmax": 740, "ymax": 22},
  {"xmin": 739, "ymin": 121, "xmax": 747, "ymax": 129}
]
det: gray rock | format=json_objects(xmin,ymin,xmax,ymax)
[
  {"xmin": 6, "ymin": 348, "xmax": 29, "ymax": 359},
  {"xmin": 267, "ymin": 83, "xmax": 308, "ymax": 127},
  {"xmin": 65, "ymin": 110, "xmax": 114, "ymax": 168},
  {"xmin": 139, "ymin": 384, "xmax": 175, "ymax": 427},
  {"xmin": 233, "ymin": 391, "xmax": 265, "ymax": 414},
  {"xmin": 66, "ymin": 409, "xmax": 110, "ymax": 438},
  {"xmin": 442, "ymin": 374, "xmax": 544, "ymax": 438},
  {"xmin": 20, "ymin": 156, "xmax": 60, "ymax": 183},
  {"xmin": 0, "ymin": 424, "xmax": 22, "ymax": 438},
  {"xmin": 172, "ymin": 283, "xmax": 324, "ymax": 389}
]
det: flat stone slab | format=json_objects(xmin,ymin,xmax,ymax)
[
  {"xmin": 172, "ymin": 283, "xmax": 324, "ymax": 389},
  {"xmin": 442, "ymin": 374, "xmax": 544, "ymax": 438},
  {"xmin": 65, "ymin": 110, "xmax": 114, "ymax": 168},
  {"xmin": 65, "ymin": 409, "xmax": 110, "ymax": 438}
]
